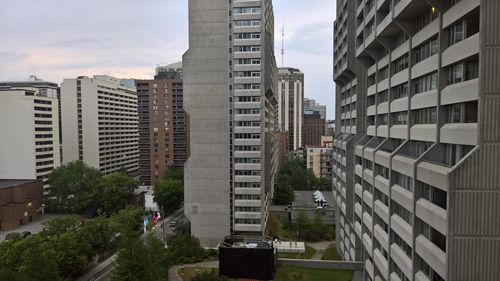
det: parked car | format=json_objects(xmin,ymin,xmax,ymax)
[
  {"xmin": 5, "ymin": 232, "xmax": 20, "ymax": 240},
  {"xmin": 21, "ymin": 231, "xmax": 32, "ymax": 238}
]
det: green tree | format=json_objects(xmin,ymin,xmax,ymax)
[
  {"xmin": 163, "ymin": 166, "xmax": 184, "ymax": 181},
  {"xmin": 110, "ymin": 206, "xmax": 145, "ymax": 237},
  {"xmin": 153, "ymin": 179, "xmax": 183, "ymax": 215},
  {"xmin": 112, "ymin": 234, "xmax": 169, "ymax": 281},
  {"xmin": 77, "ymin": 217, "xmax": 116, "ymax": 260},
  {"xmin": 50, "ymin": 231, "xmax": 88, "ymax": 279},
  {"xmin": 48, "ymin": 160, "xmax": 101, "ymax": 212},
  {"xmin": 166, "ymin": 234, "xmax": 205, "ymax": 265},
  {"xmin": 273, "ymin": 180, "xmax": 295, "ymax": 205},
  {"xmin": 266, "ymin": 215, "xmax": 283, "ymax": 238},
  {"xmin": 40, "ymin": 215, "xmax": 82, "ymax": 238},
  {"xmin": 310, "ymin": 213, "xmax": 326, "ymax": 240},
  {"xmin": 95, "ymin": 173, "xmax": 138, "ymax": 215}
]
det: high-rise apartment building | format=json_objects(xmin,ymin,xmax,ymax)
[
  {"xmin": 304, "ymin": 109, "xmax": 326, "ymax": 147},
  {"xmin": 184, "ymin": 0, "xmax": 278, "ymax": 246},
  {"xmin": 304, "ymin": 98, "xmax": 327, "ymax": 120},
  {"xmin": 0, "ymin": 78, "xmax": 61, "ymax": 193},
  {"xmin": 60, "ymin": 75, "xmax": 139, "ymax": 176},
  {"xmin": 136, "ymin": 65, "xmax": 188, "ymax": 186},
  {"xmin": 277, "ymin": 67, "xmax": 304, "ymax": 151},
  {"xmin": 333, "ymin": 1, "xmax": 500, "ymax": 280}
]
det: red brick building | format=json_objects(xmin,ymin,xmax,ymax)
[
  {"xmin": 303, "ymin": 110, "xmax": 325, "ymax": 147},
  {"xmin": 0, "ymin": 179, "xmax": 43, "ymax": 231}
]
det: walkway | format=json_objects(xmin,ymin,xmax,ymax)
[
  {"xmin": 168, "ymin": 261, "xmax": 219, "ymax": 281},
  {"xmin": 308, "ymin": 241, "xmax": 334, "ymax": 260}
]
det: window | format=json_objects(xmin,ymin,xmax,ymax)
[
  {"xmin": 393, "ymin": 55, "xmax": 409, "ymax": 73},
  {"xmin": 420, "ymin": 181, "xmax": 447, "ymax": 209},
  {"xmin": 447, "ymin": 60, "xmax": 479, "ymax": 85},
  {"xmin": 233, "ymin": 7, "xmax": 261, "ymax": 14},
  {"xmin": 235, "ymin": 194, "xmax": 261, "ymax": 200},
  {"xmin": 391, "ymin": 83, "xmax": 409, "ymax": 100},
  {"xmin": 448, "ymin": 21, "xmax": 465, "ymax": 46},
  {"xmin": 235, "ymin": 218, "xmax": 261, "ymax": 224},
  {"xmin": 444, "ymin": 144, "xmax": 473, "ymax": 166},
  {"xmin": 422, "ymin": 222, "xmax": 446, "ymax": 252},
  {"xmin": 414, "ymin": 36, "xmax": 439, "ymax": 63},
  {"xmin": 375, "ymin": 163, "xmax": 389, "ymax": 179},
  {"xmin": 392, "ymin": 231, "xmax": 413, "ymax": 258},
  {"xmin": 414, "ymin": 72, "xmax": 437, "ymax": 94},
  {"xmin": 392, "ymin": 111, "xmax": 408, "ymax": 125},
  {"xmin": 414, "ymin": 6, "xmax": 439, "ymax": 32},
  {"xmin": 234, "ymin": 20, "xmax": 261, "ymax": 27},
  {"xmin": 446, "ymin": 102, "xmax": 477, "ymax": 123},
  {"xmin": 412, "ymin": 107, "xmax": 437, "ymax": 124},
  {"xmin": 377, "ymin": 90, "xmax": 388, "ymax": 103},
  {"xmin": 392, "ymin": 171, "xmax": 414, "ymax": 192}
]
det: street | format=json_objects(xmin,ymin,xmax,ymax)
[{"xmin": 0, "ymin": 214, "xmax": 69, "ymax": 242}]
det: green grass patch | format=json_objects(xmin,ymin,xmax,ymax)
[
  {"xmin": 274, "ymin": 265, "xmax": 354, "ymax": 281},
  {"xmin": 177, "ymin": 267, "xmax": 215, "ymax": 281},
  {"xmin": 321, "ymin": 244, "xmax": 342, "ymax": 261},
  {"xmin": 277, "ymin": 246, "xmax": 316, "ymax": 259}
]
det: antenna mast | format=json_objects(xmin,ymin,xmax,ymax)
[{"xmin": 281, "ymin": 23, "xmax": 285, "ymax": 68}]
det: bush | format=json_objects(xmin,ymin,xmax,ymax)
[{"xmin": 191, "ymin": 269, "xmax": 228, "ymax": 281}]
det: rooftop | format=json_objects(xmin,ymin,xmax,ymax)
[
  {"xmin": 0, "ymin": 179, "xmax": 38, "ymax": 190},
  {"xmin": 220, "ymin": 236, "xmax": 273, "ymax": 249}
]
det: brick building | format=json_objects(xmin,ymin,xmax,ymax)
[{"xmin": 0, "ymin": 179, "xmax": 43, "ymax": 231}]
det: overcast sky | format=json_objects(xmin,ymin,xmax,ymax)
[{"xmin": 0, "ymin": 0, "xmax": 336, "ymax": 119}]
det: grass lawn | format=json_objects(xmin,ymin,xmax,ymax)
[
  {"xmin": 274, "ymin": 265, "xmax": 354, "ymax": 281},
  {"xmin": 277, "ymin": 245, "xmax": 316, "ymax": 259},
  {"xmin": 177, "ymin": 267, "xmax": 217, "ymax": 281},
  {"xmin": 321, "ymin": 244, "xmax": 342, "ymax": 261}
]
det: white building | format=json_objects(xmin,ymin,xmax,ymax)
[
  {"xmin": 278, "ymin": 67, "xmax": 304, "ymax": 151},
  {"xmin": 305, "ymin": 147, "xmax": 332, "ymax": 179},
  {"xmin": 60, "ymin": 75, "xmax": 139, "ymax": 176},
  {"xmin": 0, "ymin": 80, "xmax": 61, "ymax": 193}
]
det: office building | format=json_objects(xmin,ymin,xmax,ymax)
[
  {"xmin": 277, "ymin": 67, "xmax": 304, "ymax": 151},
  {"xmin": 136, "ymin": 65, "xmax": 188, "ymax": 186},
  {"xmin": 60, "ymin": 75, "xmax": 139, "ymax": 176},
  {"xmin": 333, "ymin": 1, "xmax": 500, "ymax": 280},
  {"xmin": 325, "ymin": 119, "xmax": 336, "ymax": 136},
  {"xmin": 0, "ymin": 179, "xmax": 43, "ymax": 230},
  {"xmin": 184, "ymin": 0, "xmax": 278, "ymax": 246},
  {"xmin": 305, "ymin": 147, "xmax": 332, "ymax": 179},
  {"xmin": 304, "ymin": 98, "xmax": 327, "ymax": 120},
  {"xmin": 0, "ymin": 78, "xmax": 61, "ymax": 193},
  {"xmin": 304, "ymin": 109, "xmax": 326, "ymax": 147}
]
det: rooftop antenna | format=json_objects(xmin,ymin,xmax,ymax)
[{"xmin": 281, "ymin": 21, "xmax": 285, "ymax": 68}]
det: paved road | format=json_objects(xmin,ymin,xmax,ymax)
[
  {"xmin": 77, "ymin": 208, "xmax": 185, "ymax": 281},
  {"xmin": 0, "ymin": 214, "xmax": 68, "ymax": 242}
]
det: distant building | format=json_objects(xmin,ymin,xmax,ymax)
[
  {"xmin": 0, "ymin": 78, "xmax": 61, "ymax": 193},
  {"xmin": 136, "ymin": 64, "xmax": 189, "ymax": 186},
  {"xmin": 277, "ymin": 131, "xmax": 288, "ymax": 170},
  {"xmin": 305, "ymin": 147, "xmax": 332, "ymax": 179},
  {"xmin": 0, "ymin": 179, "xmax": 43, "ymax": 230},
  {"xmin": 304, "ymin": 98, "xmax": 326, "ymax": 120},
  {"xmin": 303, "ymin": 109, "xmax": 325, "ymax": 147},
  {"xmin": 325, "ymin": 120, "xmax": 336, "ymax": 136},
  {"xmin": 60, "ymin": 75, "xmax": 139, "ymax": 176},
  {"xmin": 277, "ymin": 67, "xmax": 304, "ymax": 151},
  {"xmin": 321, "ymin": 136, "xmax": 334, "ymax": 148}
]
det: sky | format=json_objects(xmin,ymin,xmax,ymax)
[{"xmin": 0, "ymin": 0, "xmax": 336, "ymax": 119}]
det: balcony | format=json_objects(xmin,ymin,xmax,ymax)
[
  {"xmin": 443, "ymin": 0, "xmax": 480, "ymax": 28},
  {"xmin": 415, "ymin": 271, "xmax": 431, "ymax": 281},
  {"xmin": 441, "ymin": 78, "xmax": 479, "ymax": 105},
  {"xmin": 363, "ymin": 190, "xmax": 374, "ymax": 207},
  {"xmin": 374, "ymin": 200, "xmax": 389, "ymax": 222},
  {"xmin": 375, "ymin": 175, "xmax": 389, "ymax": 195},
  {"xmin": 377, "ymin": 102, "xmax": 389, "ymax": 114},
  {"xmin": 391, "ymin": 214, "xmax": 412, "ymax": 245},
  {"xmin": 392, "ymin": 184, "xmax": 414, "ymax": 212},
  {"xmin": 234, "ymin": 224, "xmax": 261, "ymax": 232},
  {"xmin": 390, "ymin": 125, "xmax": 408, "ymax": 139},
  {"xmin": 416, "ymin": 198, "xmax": 447, "ymax": 235},
  {"xmin": 374, "ymin": 248, "xmax": 389, "ymax": 280},
  {"xmin": 366, "ymin": 259, "xmax": 375, "ymax": 280},
  {"xmin": 440, "ymin": 123, "xmax": 478, "ymax": 146},
  {"xmin": 377, "ymin": 125, "xmax": 389, "ymax": 137},
  {"xmin": 410, "ymin": 124, "xmax": 437, "ymax": 142},
  {"xmin": 367, "ymin": 125, "xmax": 376, "ymax": 136},
  {"xmin": 364, "ymin": 147, "xmax": 375, "ymax": 161},
  {"xmin": 356, "ymin": 145, "xmax": 364, "ymax": 156},
  {"xmin": 411, "ymin": 54, "xmax": 438, "ymax": 79},
  {"xmin": 235, "ymin": 200, "xmax": 261, "ymax": 207},
  {"xmin": 412, "ymin": 19, "xmax": 439, "ymax": 47},
  {"xmin": 364, "ymin": 168, "xmax": 374, "ymax": 183},
  {"xmin": 374, "ymin": 150, "xmax": 390, "ymax": 167},
  {"xmin": 363, "ymin": 211, "xmax": 373, "ymax": 230},
  {"xmin": 411, "ymin": 89, "xmax": 438, "ymax": 110},
  {"xmin": 355, "ymin": 183, "xmax": 363, "ymax": 198},
  {"xmin": 376, "ymin": 12, "xmax": 392, "ymax": 36},
  {"xmin": 367, "ymin": 105, "xmax": 376, "ymax": 116},
  {"xmin": 363, "ymin": 233, "xmax": 373, "ymax": 257},
  {"xmin": 234, "ymin": 211, "xmax": 261, "ymax": 219},
  {"xmin": 374, "ymin": 224, "xmax": 389, "ymax": 251},
  {"xmin": 415, "ymin": 235, "xmax": 447, "ymax": 279},
  {"xmin": 355, "ymin": 221, "xmax": 363, "ymax": 238},
  {"xmin": 390, "ymin": 243, "xmax": 413, "ymax": 280},
  {"xmin": 234, "ymin": 163, "xmax": 261, "ymax": 170},
  {"xmin": 368, "ymin": 84, "xmax": 377, "ymax": 96},
  {"xmin": 442, "ymin": 33, "xmax": 479, "ymax": 67},
  {"xmin": 234, "ymin": 175, "xmax": 261, "ymax": 183},
  {"xmin": 355, "ymin": 164, "xmax": 363, "ymax": 177},
  {"xmin": 391, "ymin": 69, "xmax": 409, "ymax": 86},
  {"xmin": 377, "ymin": 78, "xmax": 389, "ymax": 92},
  {"xmin": 355, "ymin": 202, "xmax": 362, "ymax": 218},
  {"xmin": 417, "ymin": 160, "xmax": 451, "ymax": 191},
  {"xmin": 391, "ymin": 40, "xmax": 409, "ymax": 62}
]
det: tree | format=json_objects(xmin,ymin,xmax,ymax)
[
  {"xmin": 110, "ymin": 206, "xmax": 145, "ymax": 237},
  {"xmin": 95, "ymin": 173, "xmax": 138, "ymax": 215},
  {"xmin": 166, "ymin": 234, "xmax": 205, "ymax": 265},
  {"xmin": 310, "ymin": 213, "xmax": 327, "ymax": 241},
  {"xmin": 112, "ymin": 234, "xmax": 169, "ymax": 281},
  {"xmin": 163, "ymin": 166, "xmax": 184, "ymax": 181},
  {"xmin": 153, "ymin": 179, "xmax": 183, "ymax": 215},
  {"xmin": 50, "ymin": 231, "xmax": 88, "ymax": 279},
  {"xmin": 77, "ymin": 217, "xmax": 116, "ymax": 260},
  {"xmin": 273, "ymin": 180, "xmax": 295, "ymax": 205},
  {"xmin": 48, "ymin": 160, "xmax": 101, "ymax": 212},
  {"xmin": 40, "ymin": 215, "xmax": 82, "ymax": 238},
  {"xmin": 266, "ymin": 215, "xmax": 283, "ymax": 238}
]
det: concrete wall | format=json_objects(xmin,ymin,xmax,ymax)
[
  {"xmin": 183, "ymin": 0, "xmax": 231, "ymax": 247},
  {"xmin": 277, "ymin": 258, "xmax": 364, "ymax": 271}
]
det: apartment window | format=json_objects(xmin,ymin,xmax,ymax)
[
  {"xmin": 234, "ymin": 219, "xmax": 261, "ymax": 224},
  {"xmin": 421, "ymin": 259, "xmax": 445, "ymax": 281},
  {"xmin": 447, "ymin": 60, "xmax": 479, "ymax": 85},
  {"xmin": 374, "ymin": 189, "xmax": 389, "ymax": 206},
  {"xmin": 235, "ymin": 182, "xmax": 261, "ymax": 188},
  {"xmin": 412, "ymin": 107, "xmax": 437, "ymax": 124},
  {"xmin": 378, "ymin": 66, "xmax": 389, "ymax": 80},
  {"xmin": 420, "ymin": 181, "xmax": 447, "ymax": 209},
  {"xmin": 414, "ymin": 6, "xmax": 439, "ymax": 32},
  {"xmin": 375, "ymin": 163, "xmax": 389, "ymax": 179},
  {"xmin": 234, "ymin": 20, "xmax": 261, "ymax": 27},
  {"xmin": 422, "ymin": 222, "xmax": 446, "ymax": 252},
  {"xmin": 446, "ymin": 102, "xmax": 478, "ymax": 123},
  {"xmin": 392, "ymin": 171, "xmax": 414, "ymax": 192},
  {"xmin": 392, "ymin": 111, "xmax": 408, "ymax": 125},
  {"xmin": 235, "ymin": 194, "xmax": 261, "ymax": 200},
  {"xmin": 392, "ymin": 262, "xmax": 411, "ymax": 281},
  {"xmin": 235, "ymin": 206, "xmax": 261, "ymax": 212},
  {"xmin": 444, "ymin": 144, "xmax": 473, "ymax": 166},
  {"xmin": 377, "ymin": 114, "xmax": 388, "ymax": 125},
  {"xmin": 448, "ymin": 21, "xmax": 465, "ymax": 45},
  {"xmin": 392, "ymin": 231, "xmax": 413, "ymax": 258},
  {"xmin": 235, "ymin": 170, "xmax": 261, "ymax": 176},
  {"xmin": 377, "ymin": 90, "xmax": 388, "ymax": 103},
  {"xmin": 414, "ymin": 72, "xmax": 437, "ymax": 94},
  {"xmin": 391, "ymin": 83, "xmax": 409, "ymax": 100},
  {"xmin": 414, "ymin": 36, "xmax": 439, "ymax": 63},
  {"xmin": 234, "ymin": 33, "xmax": 261, "ymax": 39},
  {"xmin": 392, "ymin": 201, "xmax": 413, "ymax": 225},
  {"xmin": 395, "ymin": 32, "xmax": 409, "ymax": 48},
  {"xmin": 393, "ymin": 55, "xmax": 409, "ymax": 73},
  {"xmin": 233, "ymin": 7, "xmax": 261, "ymax": 14}
]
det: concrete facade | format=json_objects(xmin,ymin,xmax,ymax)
[
  {"xmin": 0, "ymin": 81, "xmax": 61, "ymax": 193},
  {"xmin": 305, "ymin": 147, "xmax": 333, "ymax": 179},
  {"xmin": 60, "ymin": 76, "xmax": 139, "ymax": 176},
  {"xmin": 333, "ymin": 1, "xmax": 500, "ymax": 281},
  {"xmin": 277, "ymin": 67, "xmax": 304, "ymax": 151},
  {"xmin": 304, "ymin": 109, "xmax": 326, "ymax": 147},
  {"xmin": 184, "ymin": 0, "xmax": 278, "ymax": 246}
]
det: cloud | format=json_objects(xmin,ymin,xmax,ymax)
[
  {"xmin": 42, "ymin": 37, "xmax": 115, "ymax": 48},
  {"xmin": 0, "ymin": 52, "xmax": 29, "ymax": 62}
]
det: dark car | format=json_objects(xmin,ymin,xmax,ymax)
[
  {"xmin": 5, "ymin": 232, "xmax": 20, "ymax": 240},
  {"xmin": 21, "ymin": 231, "xmax": 32, "ymax": 238}
]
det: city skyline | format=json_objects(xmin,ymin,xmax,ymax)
[{"xmin": 0, "ymin": 0, "xmax": 336, "ymax": 119}]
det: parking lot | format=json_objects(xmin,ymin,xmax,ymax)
[
  {"xmin": 0, "ymin": 214, "xmax": 68, "ymax": 242},
  {"xmin": 293, "ymin": 190, "xmax": 334, "ymax": 208}
]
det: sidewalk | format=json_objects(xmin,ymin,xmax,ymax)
[
  {"xmin": 0, "ymin": 214, "xmax": 68, "ymax": 242},
  {"xmin": 168, "ymin": 261, "xmax": 219, "ymax": 281}
]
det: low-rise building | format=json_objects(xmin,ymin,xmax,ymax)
[
  {"xmin": 305, "ymin": 147, "xmax": 332, "ymax": 179},
  {"xmin": 0, "ymin": 179, "xmax": 43, "ymax": 231}
]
